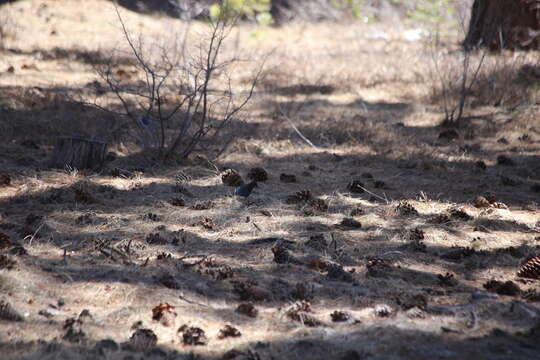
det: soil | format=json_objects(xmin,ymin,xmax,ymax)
[{"xmin": 0, "ymin": 1, "xmax": 539, "ymax": 359}]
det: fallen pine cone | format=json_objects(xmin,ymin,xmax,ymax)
[
  {"xmin": 395, "ymin": 201, "xmax": 419, "ymax": 216},
  {"xmin": 286, "ymin": 190, "xmax": 312, "ymax": 204},
  {"xmin": 483, "ymin": 280, "xmax": 521, "ymax": 296},
  {"xmin": 152, "ymin": 303, "xmax": 177, "ymax": 327},
  {"xmin": 330, "ymin": 310, "xmax": 351, "ymax": 322},
  {"xmin": 280, "ymin": 173, "xmax": 297, "ymax": 183},
  {"xmin": 247, "ymin": 167, "xmax": 268, "ymax": 182},
  {"xmin": 129, "ymin": 329, "xmax": 157, "ymax": 351},
  {"xmin": 178, "ymin": 325, "xmax": 207, "ymax": 346},
  {"xmin": 492, "ymin": 202, "xmax": 508, "ymax": 209},
  {"xmin": 217, "ymin": 325, "xmax": 242, "ymax": 339},
  {"xmin": 284, "ymin": 301, "xmax": 324, "ymax": 327},
  {"xmin": 169, "ymin": 197, "xmax": 186, "ymax": 207},
  {"xmin": 309, "ymin": 198, "xmax": 328, "ymax": 212},
  {"xmin": 221, "ymin": 169, "xmax": 244, "ymax": 187},
  {"xmin": 337, "ymin": 217, "xmax": 362, "ymax": 229},
  {"xmin": 473, "ymin": 196, "xmax": 490, "ymax": 208},
  {"xmin": 0, "ymin": 174, "xmax": 11, "ymax": 187},
  {"xmin": 235, "ymin": 303, "xmax": 258, "ymax": 318},
  {"xmin": 518, "ymin": 255, "xmax": 540, "ymax": 280},
  {"xmin": 0, "ymin": 232, "xmax": 15, "ymax": 250}
]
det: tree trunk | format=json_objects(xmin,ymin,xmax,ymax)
[
  {"xmin": 50, "ymin": 136, "xmax": 107, "ymax": 170},
  {"xmin": 464, "ymin": 0, "xmax": 540, "ymax": 51}
]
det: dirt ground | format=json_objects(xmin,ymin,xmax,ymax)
[{"xmin": 1, "ymin": 1, "xmax": 540, "ymax": 359}]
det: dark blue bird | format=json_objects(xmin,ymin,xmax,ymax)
[
  {"xmin": 140, "ymin": 115, "xmax": 151, "ymax": 127},
  {"xmin": 234, "ymin": 181, "xmax": 257, "ymax": 198}
]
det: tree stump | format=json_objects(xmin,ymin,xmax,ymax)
[
  {"xmin": 464, "ymin": 0, "xmax": 540, "ymax": 51},
  {"xmin": 50, "ymin": 136, "xmax": 107, "ymax": 170}
]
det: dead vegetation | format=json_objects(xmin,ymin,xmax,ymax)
[
  {"xmin": 88, "ymin": 5, "xmax": 262, "ymax": 164},
  {"xmin": 0, "ymin": 1, "xmax": 539, "ymax": 360}
]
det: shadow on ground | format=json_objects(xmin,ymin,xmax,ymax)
[
  {"xmin": 2, "ymin": 320, "xmax": 539, "ymax": 360},
  {"xmin": 1, "ymin": 76, "xmax": 540, "ymax": 360}
]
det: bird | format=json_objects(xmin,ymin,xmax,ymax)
[
  {"xmin": 139, "ymin": 115, "xmax": 151, "ymax": 127},
  {"xmin": 234, "ymin": 181, "xmax": 257, "ymax": 198}
]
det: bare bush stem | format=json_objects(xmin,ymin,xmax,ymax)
[{"xmin": 90, "ymin": 4, "xmax": 262, "ymax": 163}]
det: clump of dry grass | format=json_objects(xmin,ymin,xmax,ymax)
[
  {"xmin": 1, "ymin": 2, "xmax": 540, "ymax": 359},
  {"xmin": 428, "ymin": 50, "xmax": 540, "ymax": 116}
]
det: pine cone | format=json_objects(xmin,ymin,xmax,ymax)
[
  {"xmin": 449, "ymin": 207, "xmax": 472, "ymax": 221},
  {"xmin": 518, "ymin": 255, "xmax": 540, "ymax": 279},
  {"xmin": 0, "ymin": 300, "xmax": 23, "ymax": 322},
  {"xmin": 366, "ymin": 258, "xmax": 393, "ymax": 278},
  {"xmin": 395, "ymin": 201, "xmax": 419, "ymax": 216},
  {"xmin": 129, "ymin": 329, "xmax": 158, "ymax": 351},
  {"xmin": 0, "ymin": 232, "xmax": 15, "ymax": 250},
  {"xmin": 247, "ymin": 167, "xmax": 268, "ymax": 182},
  {"xmin": 0, "ymin": 255, "xmax": 16, "ymax": 270},
  {"xmin": 309, "ymin": 198, "xmax": 328, "ymax": 212},
  {"xmin": 221, "ymin": 169, "xmax": 244, "ymax": 187},
  {"xmin": 408, "ymin": 227, "xmax": 424, "ymax": 241},
  {"xmin": 280, "ymin": 173, "xmax": 297, "ymax": 183},
  {"xmin": 474, "ymin": 196, "xmax": 491, "ymax": 208},
  {"xmin": 0, "ymin": 174, "xmax": 11, "ymax": 187},
  {"xmin": 286, "ymin": 190, "xmax": 312, "ymax": 204}
]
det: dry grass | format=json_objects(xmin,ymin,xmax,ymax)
[
  {"xmin": 0, "ymin": 1, "xmax": 540, "ymax": 359},
  {"xmin": 426, "ymin": 47, "xmax": 540, "ymax": 118}
]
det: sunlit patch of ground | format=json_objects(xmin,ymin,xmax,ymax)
[{"xmin": 0, "ymin": 1, "xmax": 539, "ymax": 359}]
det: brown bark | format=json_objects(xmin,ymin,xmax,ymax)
[
  {"xmin": 465, "ymin": 0, "xmax": 540, "ymax": 50},
  {"xmin": 50, "ymin": 136, "xmax": 107, "ymax": 170}
]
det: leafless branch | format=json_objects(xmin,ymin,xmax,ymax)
[{"xmin": 86, "ymin": 4, "xmax": 262, "ymax": 163}]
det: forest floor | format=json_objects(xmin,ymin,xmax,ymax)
[{"xmin": 1, "ymin": 1, "xmax": 540, "ymax": 359}]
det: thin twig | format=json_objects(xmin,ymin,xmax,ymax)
[
  {"xmin": 25, "ymin": 222, "xmax": 45, "ymax": 246},
  {"xmin": 357, "ymin": 185, "xmax": 389, "ymax": 204},
  {"xmin": 252, "ymin": 222, "xmax": 262, "ymax": 232},
  {"xmin": 283, "ymin": 114, "xmax": 319, "ymax": 150}
]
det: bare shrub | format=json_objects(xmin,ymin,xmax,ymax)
[
  {"xmin": 425, "ymin": 5, "xmax": 540, "ymax": 127},
  {"xmin": 424, "ymin": 7, "xmax": 490, "ymax": 127},
  {"xmin": 428, "ymin": 45, "xmax": 540, "ymax": 125},
  {"xmin": 468, "ymin": 54, "xmax": 540, "ymax": 108},
  {"xmin": 427, "ymin": 44, "xmax": 486, "ymax": 126},
  {"xmin": 91, "ymin": 5, "xmax": 262, "ymax": 163}
]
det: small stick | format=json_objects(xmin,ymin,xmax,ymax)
[
  {"xmin": 357, "ymin": 185, "xmax": 389, "ymax": 204},
  {"xmin": 283, "ymin": 115, "xmax": 319, "ymax": 150},
  {"xmin": 330, "ymin": 233, "xmax": 337, "ymax": 252},
  {"xmin": 61, "ymin": 249, "xmax": 69, "ymax": 265}
]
